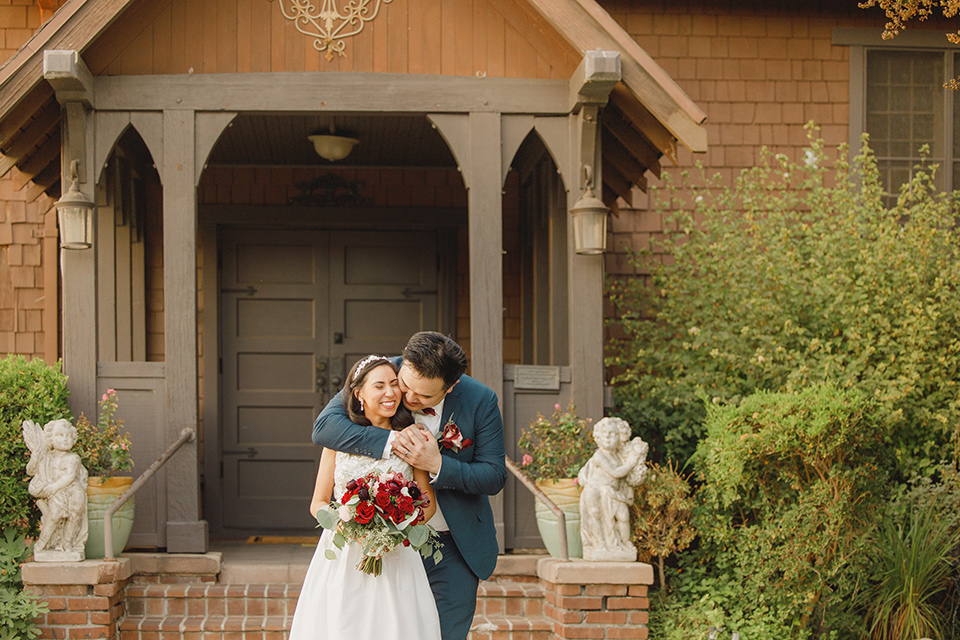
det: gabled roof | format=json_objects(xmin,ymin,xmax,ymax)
[{"xmin": 0, "ymin": 0, "xmax": 706, "ymax": 202}]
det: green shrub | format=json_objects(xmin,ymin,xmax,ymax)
[
  {"xmin": 609, "ymin": 127, "xmax": 960, "ymax": 475},
  {"xmin": 655, "ymin": 384, "xmax": 891, "ymax": 639},
  {"xmin": 0, "ymin": 356, "xmax": 72, "ymax": 537},
  {"xmin": 0, "ymin": 529, "xmax": 48, "ymax": 640}
]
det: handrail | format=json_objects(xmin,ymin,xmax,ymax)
[
  {"xmin": 504, "ymin": 455, "xmax": 569, "ymax": 561},
  {"xmin": 103, "ymin": 428, "xmax": 197, "ymax": 560}
]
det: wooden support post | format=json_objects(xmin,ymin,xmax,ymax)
[
  {"xmin": 55, "ymin": 70, "xmax": 98, "ymax": 420},
  {"xmin": 468, "ymin": 111, "xmax": 505, "ymax": 550},
  {"xmin": 160, "ymin": 109, "xmax": 207, "ymax": 552},
  {"xmin": 565, "ymin": 51, "xmax": 621, "ymax": 425}
]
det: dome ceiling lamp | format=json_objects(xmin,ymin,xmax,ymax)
[
  {"xmin": 269, "ymin": 0, "xmax": 393, "ymax": 62},
  {"xmin": 308, "ymin": 122, "xmax": 359, "ymax": 162}
]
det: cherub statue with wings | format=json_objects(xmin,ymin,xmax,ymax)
[{"xmin": 23, "ymin": 419, "xmax": 88, "ymax": 560}]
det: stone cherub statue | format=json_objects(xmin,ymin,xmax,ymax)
[
  {"xmin": 577, "ymin": 417, "xmax": 648, "ymax": 561},
  {"xmin": 23, "ymin": 419, "xmax": 89, "ymax": 561}
]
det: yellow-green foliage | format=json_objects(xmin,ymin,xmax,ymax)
[{"xmin": 609, "ymin": 128, "xmax": 960, "ymax": 476}]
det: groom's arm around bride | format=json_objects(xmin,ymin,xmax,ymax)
[{"xmin": 312, "ymin": 331, "xmax": 507, "ymax": 640}]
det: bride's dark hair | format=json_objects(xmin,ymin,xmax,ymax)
[{"xmin": 341, "ymin": 356, "xmax": 414, "ymax": 431}]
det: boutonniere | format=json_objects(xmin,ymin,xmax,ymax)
[{"xmin": 438, "ymin": 415, "xmax": 473, "ymax": 453}]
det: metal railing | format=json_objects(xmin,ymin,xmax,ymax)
[
  {"xmin": 103, "ymin": 428, "xmax": 197, "ymax": 560},
  {"xmin": 504, "ymin": 455, "xmax": 570, "ymax": 561}
]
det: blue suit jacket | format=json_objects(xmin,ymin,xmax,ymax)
[{"xmin": 312, "ymin": 358, "xmax": 507, "ymax": 580}]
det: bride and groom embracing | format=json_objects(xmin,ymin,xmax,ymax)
[{"xmin": 288, "ymin": 331, "xmax": 507, "ymax": 640}]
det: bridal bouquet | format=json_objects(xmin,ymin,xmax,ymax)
[{"xmin": 315, "ymin": 469, "xmax": 443, "ymax": 576}]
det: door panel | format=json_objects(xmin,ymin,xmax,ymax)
[
  {"xmin": 220, "ymin": 228, "xmax": 440, "ymax": 532},
  {"xmin": 221, "ymin": 229, "xmax": 330, "ymax": 530},
  {"xmin": 329, "ymin": 231, "xmax": 438, "ymax": 380}
]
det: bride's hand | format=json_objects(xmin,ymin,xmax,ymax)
[{"xmin": 393, "ymin": 425, "xmax": 441, "ymax": 475}]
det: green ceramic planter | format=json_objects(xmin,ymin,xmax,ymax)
[
  {"xmin": 534, "ymin": 479, "xmax": 582, "ymax": 559},
  {"xmin": 85, "ymin": 477, "xmax": 135, "ymax": 559}
]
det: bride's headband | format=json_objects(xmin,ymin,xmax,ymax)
[{"xmin": 352, "ymin": 354, "xmax": 384, "ymax": 381}]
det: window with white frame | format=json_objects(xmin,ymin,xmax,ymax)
[{"xmin": 836, "ymin": 29, "xmax": 958, "ymax": 204}]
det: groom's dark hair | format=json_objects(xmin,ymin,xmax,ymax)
[{"xmin": 403, "ymin": 331, "xmax": 467, "ymax": 389}]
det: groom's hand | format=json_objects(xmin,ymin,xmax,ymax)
[{"xmin": 393, "ymin": 425, "xmax": 441, "ymax": 475}]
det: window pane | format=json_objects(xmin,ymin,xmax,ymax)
[{"xmin": 866, "ymin": 50, "xmax": 945, "ymax": 197}]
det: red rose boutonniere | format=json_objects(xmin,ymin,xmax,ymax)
[{"xmin": 438, "ymin": 416, "xmax": 473, "ymax": 453}]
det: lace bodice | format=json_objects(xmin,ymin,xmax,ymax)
[{"xmin": 333, "ymin": 451, "xmax": 414, "ymax": 501}]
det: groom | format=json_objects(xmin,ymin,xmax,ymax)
[{"xmin": 312, "ymin": 331, "xmax": 507, "ymax": 640}]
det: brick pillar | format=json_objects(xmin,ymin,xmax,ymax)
[
  {"xmin": 22, "ymin": 558, "xmax": 133, "ymax": 640},
  {"xmin": 538, "ymin": 558, "xmax": 653, "ymax": 640}
]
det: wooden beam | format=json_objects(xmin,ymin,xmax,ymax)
[
  {"xmin": 601, "ymin": 160, "xmax": 635, "ymax": 204},
  {"xmin": 94, "ymin": 73, "xmax": 570, "ymax": 114},
  {"xmin": 43, "ymin": 50, "xmax": 95, "ymax": 107},
  {"xmin": 0, "ymin": 87, "xmax": 54, "ymax": 151},
  {"xmin": 526, "ymin": 0, "xmax": 707, "ymax": 153},
  {"xmin": 610, "ymin": 84, "xmax": 677, "ymax": 164},
  {"xmin": 161, "ymin": 108, "xmax": 207, "ymax": 553},
  {"xmin": 568, "ymin": 50, "xmax": 621, "ymax": 109},
  {"xmin": 602, "ymin": 130, "xmax": 646, "ymax": 187},
  {"xmin": 0, "ymin": 101, "xmax": 61, "ymax": 177},
  {"xmin": 13, "ymin": 132, "xmax": 61, "ymax": 190},
  {"xmin": 603, "ymin": 109, "xmax": 661, "ymax": 177}
]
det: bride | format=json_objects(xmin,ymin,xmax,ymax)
[{"xmin": 288, "ymin": 355, "xmax": 442, "ymax": 640}]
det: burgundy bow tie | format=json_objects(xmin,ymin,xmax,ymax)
[{"xmin": 421, "ymin": 407, "xmax": 436, "ymax": 416}]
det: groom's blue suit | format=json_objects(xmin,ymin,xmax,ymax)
[{"xmin": 312, "ymin": 357, "xmax": 506, "ymax": 640}]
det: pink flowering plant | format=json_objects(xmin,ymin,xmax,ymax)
[
  {"xmin": 516, "ymin": 401, "xmax": 595, "ymax": 482},
  {"xmin": 73, "ymin": 389, "xmax": 134, "ymax": 479}
]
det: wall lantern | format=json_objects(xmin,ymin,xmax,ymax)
[
  {"xmin": 569, "ymin": 166, "xmax": 609, "ymax": 255},
  {"xmin": 55, "ymin": 159, "xmax": 95, "ymax": 250}
]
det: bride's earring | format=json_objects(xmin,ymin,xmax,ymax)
[{"xmin": 358, "ymin": 397, "xmax": 364, "ymax": 411}]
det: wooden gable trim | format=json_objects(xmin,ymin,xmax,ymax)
[
  {"xmin": 0, "ymin": 0, "xmax": 141, "ymax": 118},
  {"xmin": 525, "ymin": 0, "xmax": 707, "ymax": 154}
]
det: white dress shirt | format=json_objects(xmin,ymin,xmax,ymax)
[{"xmin": 381, "ymin": 400, "xmax": 449, "ymax": 532}]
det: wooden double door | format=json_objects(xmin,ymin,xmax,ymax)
[{"xmin": 218, "ymin": 227, "xmax": 438, "ymax": 531}]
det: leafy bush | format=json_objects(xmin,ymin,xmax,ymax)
[
  {"xmin": 74, "ymin": 389, "xmax": 133, "ymax": 479},
  {"xmin": 517, "ymin": 402, "xmax": 595, "ymax": 482},
  {"xmin": 654, "ymin": 384, "xmax": 891, "ymax": 639},
  {"xmin": 630, "ymin": 461, "xmax": 696, "ymax": 589},
  {"xmin": 0, "ymin": 356, "xmax": 72, "ymax": 537},
  {"xmin": 0, "ymin": 529, "xmax": 49, "ymax": 640},
  {"xmin": 608, "ymin": 128, "xmax": 960, "ymax": 475}
]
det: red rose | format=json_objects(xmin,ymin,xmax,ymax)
[
  {"xmin": 375, "ymin": 492, "xmax": 392, "ymax": 509},
  {"xmin": 389, "ymin": 507, "xmax": 405, "ymax": 524},
  {"xmin": 355, "ymin": 502, "xmax": 376, "ymax": 524},
  {"xmin": 397, "ymin": 495, "xmax": 414, "ymax": 513},
  {"xmin": 340, "ymin": 489, "xmax": 357, "ymax": 504},
  {"xmin": 402, "ymin": 539, "xmax": 410, "ymax": 547}
]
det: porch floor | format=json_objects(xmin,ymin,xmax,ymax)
[
  {"xmin": 209, "ymin": 539, "xmax": 317, "ymax": 583},
  {"xmin": 201, "ymin": 540, "xmax": 547, "ymax": 584}
]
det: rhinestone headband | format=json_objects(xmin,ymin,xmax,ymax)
[{"xmin": 352, "ymin": 355, "xmax": 384, "ymax": 381}]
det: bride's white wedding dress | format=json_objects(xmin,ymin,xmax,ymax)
[{"xmin": 288, "ymin": 452, "xmax": 442, "ymax": 640}]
